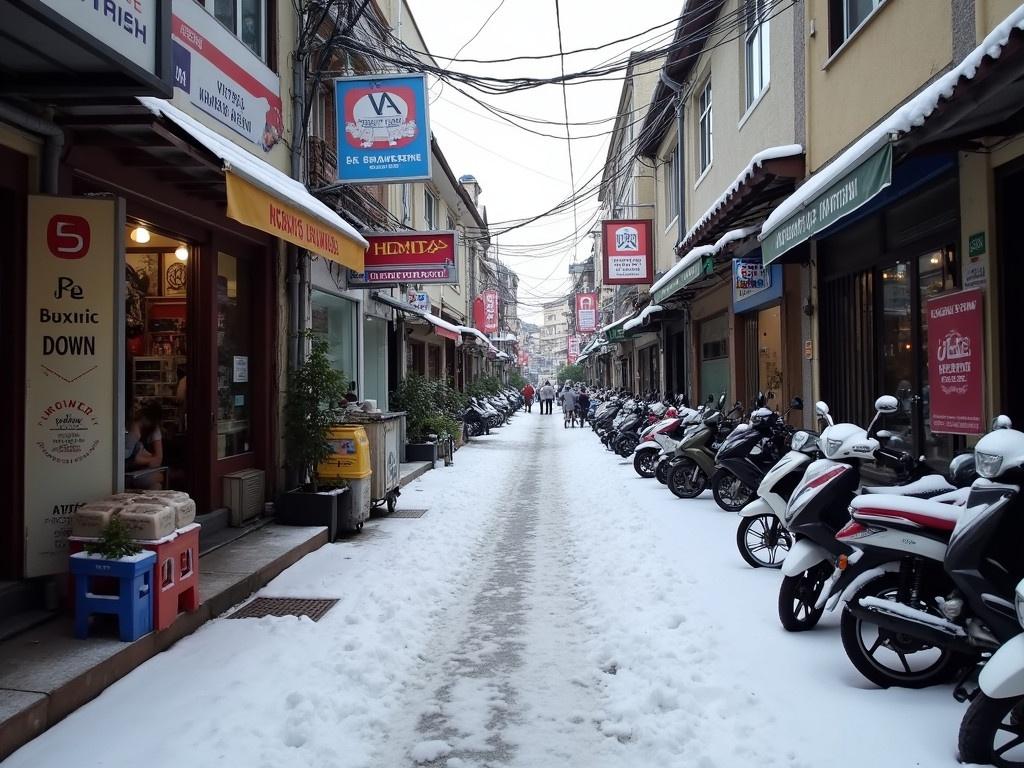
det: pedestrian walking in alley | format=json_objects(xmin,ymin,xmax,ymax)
[
  {"xmin": 522, "ymin": 382, "xmax": 536, "ymax": 412},
  {"xmin": 561, "ymin": 385, "xmax": 579, "ymax": 427},
  {"xmin": 539, "ymin": 380, "xmax": 555, "ymax": 414},
  {"xmin": 578, "ymin": 387, "xmax": 591, "ymax": 425}
]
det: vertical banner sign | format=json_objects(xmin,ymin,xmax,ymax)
[
  {"xmin": 567, "ymin": 335, "xmax": 582, "ymax": 364},
  {"xmin": 480, "ymin": 289, "xmax": 499, "ymax": 334},
  {"xmin": 575, "ymin": 292, "xmax": 598, "ymax": 333},
  {"xmin": 25, "ymin": 197, "xmax": 124, "ymax": 577},
  {"xmin": 928, "ymin": 289, "xmax": 984, "ymax": 435},
  {"xmin": 335, "ymin": 73, "xmax": 432, "ymax": 184},
  {"xmin": 601, "ymin": 220, "xmax": 654, "ymax": 285}
]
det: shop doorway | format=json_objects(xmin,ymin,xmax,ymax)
[
  {"xmin": 743, "ymin": 306, "xmax": 783, "ymax": 405},
  {"xmin": 699, "ymin": 313, "xmax": 730, "ymax": 405},
  {"xmin": 124, "ymin": 223, "xmax": 192, "ymax": 494},
  {"xmin": 997, "ymin": 162, "xmax": 1024, "ymax": 425}
]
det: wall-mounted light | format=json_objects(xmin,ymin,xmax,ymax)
[
  {"xmin": 130, "ymin": 226, "xmax": 151, "ymax": 244},
  {"xmin": 175, "ymin": 245, "xmax": 189, "ymax": 261}
]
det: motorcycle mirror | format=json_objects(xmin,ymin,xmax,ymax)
[
  {"xmin": 874, "ymin": 395, "xmax": 899, "ymax": 414},
  {"xmin": 791, "ymin": 397, "xmax": 803, "ymax": 410},
  {"xmin": 993, "ymin": 414, "xmax": 1013, "ymax": 430},
  {"xmin": 814, "ymin": 401, "xmax": 829, "ymax": 416},
  {"xmin": 876, "ymin": 429, "xmax": 892, "ymax": 440}
]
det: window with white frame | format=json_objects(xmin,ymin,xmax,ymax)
[
  {"xmin": 744, "ymin": 0, "xmax": 770, "ymax": 109},
  {"xmin": 697, "ymin": 79, "xmax": 713, "ymax": 175},
  {"xmin": 664, "ymin": 152, "xmax": 679, "ymax": 222},
  {"xmin": 197, "ymin": 0, "xmax": 268, "ymax": 61},
  {"xmin": 424, "ymin": 189, "xmax": 438, "ymax": 230},
  {"xmin": 830, "ymin": 0, "xmax": 884, "ymax": 52}
]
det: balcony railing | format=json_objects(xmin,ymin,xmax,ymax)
[{"xmin": 307, "ymin": 136, "xmax": 338, "ymax": 190}]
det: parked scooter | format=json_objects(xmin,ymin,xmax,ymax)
[
  {"xmin": 665, "ymin": 396, "xmax": 739, "ymax": 499},
  {"xmin": 959, "ymin": 574, "xmax": 1024, "ymax": 765},
  {"xmin": 775, "ymin": 396, "xmax": 961, "ymax": 633},
  {"xmin": 712, "ymin": 397, "xmax": 801, "ymax": 512},
  {"xmin": 836, "ymin": 417, "xmax": 1019, "ymax": 690}
]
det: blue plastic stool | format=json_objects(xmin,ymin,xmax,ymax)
[{"xmin": 70, "ymin": 551, "xmax": 156, "ymax": 642}]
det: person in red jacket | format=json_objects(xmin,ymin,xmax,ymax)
[{"xmin": 522, "ymin": 382, "xmax": 536, "ymax": 412}]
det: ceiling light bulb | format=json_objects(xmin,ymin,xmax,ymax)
[
  {"xmin": 175, "ymin": 245, "xmax": 189, "ymax": 261},
  {"xmin": 130, "ymin": 226, "xmax": 151, "ymax": 244}
]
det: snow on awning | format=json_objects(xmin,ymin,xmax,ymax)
[
  {"xmin": 372, "ymin": 293, "xmax": 461, "ymax": 341},
  {"xmin": 623, "ymin": 304, "xmax": 664, "ymax": 332},
  {"xmin": 138, "ymin": 97, "xmax": 368, "ymax": 270},
  {"xmin": 678, "ymin": 145, "xmax": 803, "ymax": 251},
  {"xmin": 600, "ymin": 311, "xmax": 637, "ymax": 336},
  {"xmin": 651, "ymin": 226, "xmax": 759, "ymax": 304},
  {"xmin": 761, "ymin": 5, "xmax": 1024, "ymax": 264},
  {"xmin": 458, "ymin": 325, "xmax": 499, "ymax": 353}
]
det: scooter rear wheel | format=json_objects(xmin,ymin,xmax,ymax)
[
  {"xmin": 839, "ymin": 573, "xmax": 965, "ymax": 688},
  {"xmin": 655, "ymin": 457, "xmax": 670, "ymax": 485},
  {"xmin": 667, "ymin": 459, "xmax": 707, "ymax": 499},
  {"xmin": 778, "ymin": 563, "xmax": 830, "ymax": 631},
  {"xmin": 959, "ymin": 692, "xmax": 1024, "ymax": 767}
]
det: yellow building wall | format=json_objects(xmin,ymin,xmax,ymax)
[
  {"xmin": 805, "ymin": 0, "xmax": 952, "ymax": 171},
  {"xmin": 977, "ymin": 0, "xmax": 1023, "ymax": 36}
]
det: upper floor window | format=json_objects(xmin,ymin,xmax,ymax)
[
  {"xmin": 197, "ymin": 0, "xmax": 267, "ymax": 61},
  {"xmin": 424, "ymin": 189, "xmax": 438, "ymax": 230},
  {"xmin": 697, "ymin": 79, "xmax": 713, "ymax": 175},
  {"xmin": 744, "ymin": 0, "xmax": 770, "ymax": 108},
  {"xmin": 830, "ymin": 0, "xmax": 884, "ymax": 53}
]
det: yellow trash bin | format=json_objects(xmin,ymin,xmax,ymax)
[{"xmin": 318, "ymin": 426, "xmax": 372, "ymax": 482}]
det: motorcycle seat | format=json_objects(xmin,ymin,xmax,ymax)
[
  {"xmin": 861, "ymin": 474, "xmax": 955, "ymax": 497},
  {"xmin": 849, "ymin": 494, "xmax": 963, "ymax": 532}
]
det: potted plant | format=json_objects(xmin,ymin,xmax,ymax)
[
  {"xmin": 277, "ymin": 331, "xmax": 349, "ymax": 540},
  {"xmin": 391, "ymin": 375, "xmax": 464, "ymax": 464}
]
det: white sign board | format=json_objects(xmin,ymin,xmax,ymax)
[
  {"xmin": 233, "ymin": 355, "xmax": 249, "ymax": 383},
  {"xmin": 38, "ymin": 0, "xmax": 158, "ymax": 74},
  {"xmin": 25, "ymin": 196, "xmax": 123, "ymax": 577}
]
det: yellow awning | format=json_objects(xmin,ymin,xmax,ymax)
[{"xmin": 226, "ymin": 173, "xmax": 364, "ymax": 270}]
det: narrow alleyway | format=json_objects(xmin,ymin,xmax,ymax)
[{"xmin": 3, "ymin": 413, "xmax": 971, "ymax": 768}]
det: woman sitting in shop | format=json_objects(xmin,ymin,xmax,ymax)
[{"xmin": 125, "ymin": 402, "xmax": 166, "ymax": 490}]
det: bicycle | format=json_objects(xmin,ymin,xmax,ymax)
[{"xmin": 564, "ymin": 406, "xmax": 578, "ymax": 428}]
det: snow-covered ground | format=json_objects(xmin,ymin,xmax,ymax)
[{"xmin": 4, "ymin": 412, "xmax": 972, "ymax": 767}]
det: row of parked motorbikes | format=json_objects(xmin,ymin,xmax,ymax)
[
  {"xmin": 582, "ymin": 385, "xmax": 1024, "ymax": 765},
  {"xmin": 458, "ymin": 389, "xmax": 525, "ymax": 439}
]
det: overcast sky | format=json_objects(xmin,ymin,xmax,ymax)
[{"xmin": 407, "ymin": 0, "xmax": 681, "ymax": 324}]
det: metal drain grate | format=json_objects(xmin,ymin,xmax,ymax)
[
  {"xmin": 228, "ymin": 597, "xmax": 338, "ymax": 622},
  {"xmin": 386, "ymin": 508, "xmax": 428, "ymax": 518}
]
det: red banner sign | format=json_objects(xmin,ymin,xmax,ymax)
[
  {"xmin": 601, "ymin": 219, "xmax": 654, "ymax": 285},
  {"xmin": 928, "ymin": 289, "xmax": 984, "ymax": 435},
  {"xmin": 478, "ymin": 289, "xmax": 499, "ymax": 334},
  {"xmin": 567, "ymin": 334, "xmax": 581, "ymax": 364},
  {"xmin": 348, "ymin": 230, "xmax": 458, "ymax": 286},
  {"xmin": 575, "ymin": 292, "xmax": 598, "ymax": 332},
  {"xmin": 518, "ymin": 350, "xmax": 529, "ymax": 366}
]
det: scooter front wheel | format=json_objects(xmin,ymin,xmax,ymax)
[
  {"xmin": 959, "ymin": 692, "xmax": 1024, "ymax": 766},
  {"xmin": 736, "ymin": 513, "xmax": 792, "ymax": 568},
  {"xmin": 711, "ymin": 470, "xmax": 755, "ymax": 512},
  {"xmin": 667, "ymin": 459, "xmax": 707, "ymax": 499},
  {"xmin": 778, "ymin": 563, "xmax": 830, "ymax": 631},
  {"xmin": 655, "ymin": 458, "xmax": 670, "ymax": 484},
  {"xmin": 633, "ymin": 449, "xmax": 659, "ymax": 478}
]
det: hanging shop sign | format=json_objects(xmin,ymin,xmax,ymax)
[
  {"xmin": 575, "ymin": 292, "xmax": 598, "ymax": 333},
  {"xmin": 601, "ymin": 220, "xmax": 654, "ymax": 285},
  {"xmin": 927, "ymin": 289, "xmax": 985, "ymax": 435},
  {"xmin": 567, "ymin": 335, "xmax": 582, "ymax": 364},
  {"xmin": 347, "ymin": 231, "xmax": 457, "ymax": 286},
  {"xmin": 518, "ymin": 351, "xmax": 530, "ymax": 367},
  {"xmin": 762, "ymin": 143, "xmax": 892, "ymax": 265},
  {"xmin": 171, "ymin": 0, "xmax": 284, "ymax": 152},
  {"xmin": 39, "ymin": 0, "xmax": 160, "ymax": 75},
  {"xmin": 475, "ymin": 289, "xmax": 499, "ymax": 334},
  {"xmin": 24, "ymin": 196, "xmax": 125, "ymax": 577},
  {"xmin": 334, "ymin": 73, "xmax": 432, "ymax": 184},
  {"xmin": 732, "ymin": 259, "xmax": 783, "ymax": 313},
  {"xmin": 407, "ymin": 290, "xmax": 431, "ymax": 312}
]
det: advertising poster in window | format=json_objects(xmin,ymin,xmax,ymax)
[
  {"xmin": 24, "ymin": 196, "xmax": 124, "ymax": 577},
  {"xmin": 171, "ymin": 1, "xmax": 284, "ymax": 152},
  {"xmin": 575, "ymin": 292, "xmax": 598, "ymax": 332},
  {"xmin": 334, "ymin": 73, "xmax": 432, "ymax": 183},
  {"xmin": 927, "ymin": 289, "xmax": 984, "ymax": 435},
  {"xmin": 601, "ymin": 220, "xmax": 654, "ymax": 285}
]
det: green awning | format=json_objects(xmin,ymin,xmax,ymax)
[
  {"xmin": 761, "ymin": 143, "xmax": 892, "ymax": 265},
  {"xmin": 651, "ymin": 253, "xmax": 714, "ymax": 304}
]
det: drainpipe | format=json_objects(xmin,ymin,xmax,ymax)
[
  {"xmin": 0, "ymin": 101, "xmax": 63, "ymax": 194},
  {"xmin": 289, "ymin": 12, "xmax": 307, "ymax": 372}
]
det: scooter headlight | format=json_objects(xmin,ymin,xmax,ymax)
[
  {"xmin": 825, "ymin": 438, "xmax": 843, "ymax": 457},
  {"xmin": 976, "ymin": 451, "xmax": 1004, "ymax": 479},
  {"xmin": 791, "ymin": 431, "xmax": 810, "ymax": 451},
  {"xmin": 1015, "ymin": 580, "xmax": 1024, "ymax": 627}
]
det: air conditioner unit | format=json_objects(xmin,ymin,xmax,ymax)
[{"xmin": 223, "ymin": 469, "xmax": 265, "ymax": 526}]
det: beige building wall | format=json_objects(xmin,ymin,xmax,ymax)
[
  {"xmin": 978, "ymin": 0, "xmax": 1023, "ymax": 36},
  {"xmin": 682, "ymin": 0, "xmax": 799, "ymax": 228},
  {"xmin": 651, "ymin": 124, "xmax": 679, "ymax": 275},
  {"xmin": 805, "ymin": 0, "xmax": 952, "ymax": 171}
]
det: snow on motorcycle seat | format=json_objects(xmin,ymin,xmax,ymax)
[
  {"xmin": 860, "ymin": 474, "xmax": 954, "ymax": 497},
  {"xmin": 849, "ymin": 494, "xmax": 963, "ymax": 532}
]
